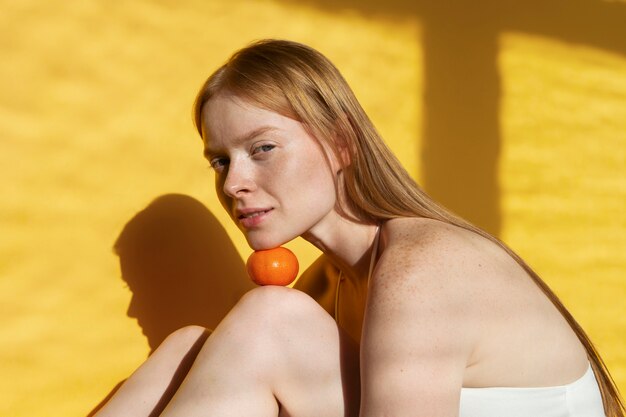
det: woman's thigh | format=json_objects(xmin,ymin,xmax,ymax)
[
  {"xmin": 94, "ymin": 325, "xmax": 211, "ymax": 417},
  {"xmin": 163, "ymin": 286, "xmax": 360, "ymax": 417}
]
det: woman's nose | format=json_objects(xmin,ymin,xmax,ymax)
[{"xmin": 223, "ymin": 161, "xmax": 256, "ymax": 197}]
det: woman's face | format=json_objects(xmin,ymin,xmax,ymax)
[{"xmin": 201, "ymin": 93, "xmax": 339, "ymax": 250}]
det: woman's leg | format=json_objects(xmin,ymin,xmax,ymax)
[
  {"xmin": 161, "ymin": 285, "xmax": 360, "ymax": 417},
  {"xmin": 94, "ymin": 325, "xmax": 211, "ymax": 417}
]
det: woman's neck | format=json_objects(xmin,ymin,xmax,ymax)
[{"xmin": 301, "ymin": 217, "xmax": 380, "ymax": 284}]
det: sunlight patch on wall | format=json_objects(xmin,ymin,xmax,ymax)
[{"xmin": 498, "ymin": 32, "xmax": 626, "ymax": 388}]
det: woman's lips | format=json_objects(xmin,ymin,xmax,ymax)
[{"xmin": 238, "ymin": 208, "xmax": 273, "ymax": 228}]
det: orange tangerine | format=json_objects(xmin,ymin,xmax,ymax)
[{"xmin": 246, "ymin": 247, "xmax": 299, "ymax": 286}]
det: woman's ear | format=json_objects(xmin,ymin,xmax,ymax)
[
  {"xmin": 325, "ymin": 132, "xmax": 351, "ymax": 174},
  {"xmin": 337, "ymin": 138, "xmax": 352, "ymax": 169},
  {"xmin": 333, "ymin": 115, "xmax": 354, "ymax": 170}
]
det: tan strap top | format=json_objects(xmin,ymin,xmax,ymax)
[{"xmin": 334, "ymin": 225, "xmax": 381, "ymax": 322}]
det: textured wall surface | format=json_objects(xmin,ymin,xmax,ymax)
[{"xmin": 0, "ymin": 1, "xmax": 623, "ymax": 416}]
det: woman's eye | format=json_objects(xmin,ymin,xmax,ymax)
[
  {"xmin": 252, "ymin": 144, "xmax": 275, "ymax": 155},
  {"xmin": 210, "ymin": 157, "xmax": 229, "ymax": 171}
]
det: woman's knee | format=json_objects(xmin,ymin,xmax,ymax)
[
  {"xmin": 215, "ymin": 286, "xmax": 334, "ymax": 356},
  {"xmin": 225, "ymin": 287, "xmax": 341, "ymax": 365},
  {"xmin": 231, "ymin": 287, "xmax": 358, "ymax": 415},
  {"xmin": 235, "ymin": 286, "xmax": 330, "ymax": 328}
]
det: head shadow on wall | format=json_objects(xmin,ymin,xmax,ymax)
[{"xmin": 113, "ymin": 193, "xmax": 255, "ymax": 352}]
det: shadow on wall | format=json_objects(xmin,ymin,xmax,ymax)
[
  {"xmin": 115, "ymin": 193, "xmax": 255, "ymax": 352},
  {"xmin": 283, "ymin": 0, "xmax": 626, "ymax": 236},
  {"xmin": 88, "ymin": 194, "xmax": 255, "ymax": 416}
]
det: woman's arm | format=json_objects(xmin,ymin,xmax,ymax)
[{"xmin": 359, "ymin": 228, "xmax": 478, "ymax": 417}]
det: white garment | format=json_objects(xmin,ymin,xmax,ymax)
[{"xmin": 459, "ymin": 363, "xmax": 606, "ymax": 417}]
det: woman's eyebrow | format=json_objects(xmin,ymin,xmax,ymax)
[{"xmin": 203, "ymin": 126, "xmax": 278, "ymax": 159}]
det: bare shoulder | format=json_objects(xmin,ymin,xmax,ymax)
[
  {"xmin": 371, "ymin": 218, "xmax": 589, "ymax": 387},
  {"xmin": 365, "ymin": 217, "xmax": 497, "ymax": 340},
  {"xmin": 382, "ymin": 216, "xmax": 495, "ymax": 255},
  {"xmin": 360, "ymin": 218, "xmax": 486, "ymax": 412},
  {"xmin": 375, "ymin": 217, "xmax": 506, "ymax": 292},
  {"xmin": 369, "ymin": 217, "xmax": 530, "ymax": 319}
]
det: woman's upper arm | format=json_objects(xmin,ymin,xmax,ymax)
[{"xmin": 359, "ymin": 237, "xmax": 477, "ymax": 417}]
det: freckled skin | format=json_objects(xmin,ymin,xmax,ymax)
[
  {"xmin": 201, "ymin": 93, "xmax": 339, "ymax": 250},
  {"xmin": 365, "ymin": 218, "xmax": 588, "ymax": 388}
]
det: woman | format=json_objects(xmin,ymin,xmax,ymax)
[{"xmin": 95, "ymin": 39, "xmax": 624, "ymax": 417}]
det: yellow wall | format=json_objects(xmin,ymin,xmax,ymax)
[{"xmin": 0, "ymin": 1, "xmax": 623, "ymax": 415}]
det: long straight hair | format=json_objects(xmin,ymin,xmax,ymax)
[{"xmin": 193, "ymin": 39, "xmax": 624, "ymax": 416}]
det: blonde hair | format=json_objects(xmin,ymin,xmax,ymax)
[{"xmin": 193, "ymin": 39, "xmax": 624, "ymax": 416}]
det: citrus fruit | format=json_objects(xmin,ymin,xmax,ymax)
[{"xmin": 246, "ymin": 247, "xmax": 299, "ymax": 286}]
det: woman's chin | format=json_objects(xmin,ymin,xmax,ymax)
[
  {"xmin": 246, "ymin": 234, "xmax": 293, "ymax": 251},
  {"xmin": 249, "ymin": 243, "xmax": 275, "ymax": 251},
  {"xmin": 246, "ymin": 236, "xmax": 276, "ymax": 251}
]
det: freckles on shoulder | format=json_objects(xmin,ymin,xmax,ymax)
[
  {"xmin": 365, "ymin": 219, "xmax": 484, "ymax": 353},
  {"xmin": 372, "ymin": 218, "xmax": 485, "ymax": 302}
]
